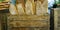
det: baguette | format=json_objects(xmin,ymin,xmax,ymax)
[
  {"xmin": 9, "ymin": 0, "xmax": 18, "ymax": 15},
  {"xmin": 36, "ymin": 0, "xmax": 42, "ymax": 15},
  {"xmin": 25, "ymin": 0, "xmax": 34, "ymax": 15},
  {"xmin": 36, "ymin": 0, "xmax": 48, "ymax": 15},
  {"xmin": 41, "ymin": 0, "xmax": 48, "ymax": 14},
  {"xmin": 16, "ymin": 0, "xmax": 25, "ymax": 15},
  {"xmin": 9, "ymin": 4, "xmax": 18, "ymax": 15}
]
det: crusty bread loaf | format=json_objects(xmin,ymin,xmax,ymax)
[
  {"xmin": 36, "ymin": 0, "xmax": 48, "ymax": 15},
  {"xmin": 16, "ymin": 0, "xmax": 25, "ymax": 15},
  {"xmin": 41, "ymin": 0, "xmax": 48, "ymax": 14},
  {"xmin": 16, "ymin": 4, "xmax": 25, "ymax": 15},
  {"xmin": 25, "ymin": 0, "xmax": 34, "ymax": 15},
  {"xmin": 9, "ymin": 4, "xmax": 18, "ymax": 15},
  {"xmin": 36, "ymin": 0, "xmax": 42, "ymax": 15},
  {"xmin": 9, "ymin": 0, "xmax": 18, "ymax": 15},
  {"xmin": 0, "ymin": 1, "xmax": 9, "ymax": 10}
]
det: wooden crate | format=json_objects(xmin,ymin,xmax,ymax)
[
  {"xmin": 7, "ymin": 14, "xmax": 49, "ymax": 30},
  {"xmin": 54, "ymin": 8, "xmax": 60, "ymax": 30}
]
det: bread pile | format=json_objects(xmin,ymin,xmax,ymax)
[
  {"xmin": 9, "ymin": 0, "xmax": 48, "ymax": 15},
  {"xmin": 0, "ymin": 1, "xmax": 9, "ymax": 10}
]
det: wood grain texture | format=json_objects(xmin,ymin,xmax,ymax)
[
  {"xmin": 7, "ymin": 14, "xmax": 49, "ymax": 30},
  {"xmin": 54, "ymin": 8, "xmax": 60, "ymax": 30}
]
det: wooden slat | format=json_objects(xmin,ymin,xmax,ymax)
[{"xmin": 7, "ymin": 14, "xmax": 49, "ymax": 30}]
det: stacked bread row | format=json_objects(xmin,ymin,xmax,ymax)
[
  {"xmin": 9, "ymin": 0, "xmax": 48, "ymax": 15},
  {"xmin": 0, "ymin": 1, "xmax": 9, "ymax": 10}
]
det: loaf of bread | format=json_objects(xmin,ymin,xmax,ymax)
[
  {"xmin": 25, "ymin": 0, "xmax": 34, "ymax": 15},
  {"xmin": 16, "ymin": 4, "xmax": 25, "ymax": 15},
  {"xmin": 42, "ymin": 0, "xmax": 48, "ymax": 14},
  {"xmin": 16, "ymin": 0, "xmax": 25, "ymax": 15},
  {"xmin": 9, "ymin": 0, "xmax": 18, "ymax": 15},
  {"xmin": 36, "ymin": 0, "xmax": 42, "ymax": 15},
  {"xmin": 9, "ymin": 4, "xmax": 18, "ymax": 15},
  {"xmin": 36, "ymin": 0, "xmax": 48, "ymax": 15}
]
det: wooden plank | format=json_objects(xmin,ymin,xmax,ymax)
[{"xmin": 7, "ymin": 14, "xmax": 49, "ymax": 30}]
